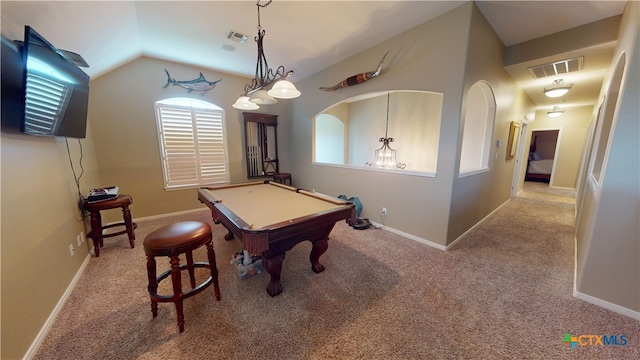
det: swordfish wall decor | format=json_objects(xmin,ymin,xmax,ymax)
[
  {"xmin": 163, "ymin": 69, "xmax": 222, "ymax": 96},
  {"xmin": 319, "ymin": 51, "xmax": 389, "ymax": 91}
]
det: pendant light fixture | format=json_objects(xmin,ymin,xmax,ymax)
[
  {"xmin": 547, "ymin": 106, "xmax": 564, "ymax": 117},
  {"xmin": 366, "ymin": 93, "xmax": 406, "ymax": 169},
  {"xmin": 543, "ymin": 79, "xmax": 573, "ymax": 98},
  {"xmin": 232, "ymin": 0, "xmax": 301, "ymax": 110}
]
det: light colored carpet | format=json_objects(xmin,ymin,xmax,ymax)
[{"xmin": 32, "ymin": 186, "xmax": 638, "ymax": 359}]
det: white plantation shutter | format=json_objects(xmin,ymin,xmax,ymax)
[{"xmin": 155, "ymin": 98, "xmax": 230, "ymax": 189}]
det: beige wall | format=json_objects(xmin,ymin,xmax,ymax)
[
  {"xmin": 87, "ymin": 56, "xmax": 291, "ymax": 223},
  {"xmin": 1, "ymin": 90, "xmax": 102, "ymax": 360},
  {"xmin": 290, "ymin": 2, "xmax": 534, "ymax": 247},
  {"xmin": 448, "ymin": 4, "xmax": 536, "ymax": 243},
  {"xmin": 529, "ymin": 105, "xmax": 593, "ymax": 189},
  {"xmin": 3, "ymin": 2, "xmax": 637, "ymax": 359},
  {"xmin": 288, "ymin": 3, "xmax": 473, "ymax": 246},
  {"xmin": 1, "ymin": 21, "xmax": 102, "ymax": 358},
  {"xmin": 575, "ymin": 1, "xmax": 639, "ymax": 313}
]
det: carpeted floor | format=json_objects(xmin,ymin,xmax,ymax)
[{"xmin": 32, "ymin": 183, "xmax": 639, "ymax": 359}]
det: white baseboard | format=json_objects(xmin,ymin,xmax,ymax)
[
  {"xmin": 23, "ymin": 253, "xmax": 92, "ymax": 360},
  {"xmin": 549, "ymin": 185, "xmax": 576, "ymax": 193},
  {"xmin": 370, "ymin": 198, "xmax": 512, "ymax": 252},
  {"xmin": 447, "ymin": 198, "xmax": 512, "ymax": 250},
  {"xmin": 573, "ymin": 290, "xmax": 640, "ymax": 320},
  {"xmin": 369, "ymin": 221, "xmax": 447, "ymax": 251},
  {"xmin": 24, "ymin": 208, "xmax": 210, "ymax": 358}
]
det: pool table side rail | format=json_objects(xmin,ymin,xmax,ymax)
[{"xmin": 198, "ymin": 186, "xmax": 356, "ymax": 255}]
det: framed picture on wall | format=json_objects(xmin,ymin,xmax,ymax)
[{"xmin": 506, "ymin": 121, "xmax": 521, "ymax": 160}]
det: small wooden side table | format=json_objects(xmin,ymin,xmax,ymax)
[
  {"xmin": 273, "ymin": 173, "xmax": 292, "ymax": 186},
  {"xmin": 83, "ymin": 194, "xmax": 137, "ymax": 257}
]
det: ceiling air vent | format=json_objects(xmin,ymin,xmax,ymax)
[
  {"xmin": 528, "ymin": 56, "xmax": 583, "ymax": 79},
  {"xmin": 226, "ymin": 30, "xmax": 248, "ymax": 44}
]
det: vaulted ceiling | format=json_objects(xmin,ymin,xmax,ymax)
[{"xmin": 1, "ymin": 1, "xmax": 627, "ymax": 112}]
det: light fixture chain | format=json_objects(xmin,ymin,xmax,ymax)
[
  {"xmin": 235, "ymin": 0, "xmax": 300, "ymax": 104},
  {"xmin": 256, "ymin": 1, "xmax": 272, "ymax": 30},
  {"xmin": 255, "ymin": 29, "xmax": 269, "ymax": 86},
  {"xmin": 385, "ymin": 92, "xmax": 390, "ymax": 138}
]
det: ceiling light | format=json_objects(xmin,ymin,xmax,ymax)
[
  {"xmin": 366, "ymin": 93, "xmax": 406, "ymax": 169},
  {"xmin": 249, "ymin": 89, "xmax": 277, "ymax": 105},
  {"xmin": 232, "ymin": 0, "xmax": 301, "ymax": 110},
  {"xmin": 232, "ymin": 96, "xmax": 259, "ymax": 110},
  {"xmin": 547, "ymin": 106, "xmax": 564, "ymax": 117},
  {"xmin": 544, "ymin": 79, "xmax": 573, "ymax": 98},
  {"xmin": 268, "ymin": 79, "xmax": 301, "ymax": 99}
]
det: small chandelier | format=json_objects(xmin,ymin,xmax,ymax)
[
  {"xmin": 366, "ymin": 93, "xmax": 406, "ymax": 169},
  {"xmin": 543, "ymin": 79, "xmax": 573, "ymax": 98},
  {"xmin": 232, "ymin": 0, "xmax": 301, "ymax": 110},
  {"xmin": 547, "ymin": 106, "xmax": 564, "ymax": 117}
]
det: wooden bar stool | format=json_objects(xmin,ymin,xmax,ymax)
[
  {"xmin": 143, "ymin": 221, "xmax": 221, "ymax": 332},
  {"xmin": 83, "ymin": 194, "xmax": 137, "ymax": 257},
  {"xmin": 273, "ymin": 173, "xmax": 292, "ymax": 185}
]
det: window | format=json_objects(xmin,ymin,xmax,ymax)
[
  {"xmin": 154, "ymin": 98, "xmax": 229, "ymax": 189},
  {"xmin": 459, "ymin": 81, "xmax": 496, "ymax": 176}
]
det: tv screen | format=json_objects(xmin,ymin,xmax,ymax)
[
  {"xmin": 1, "ymin": 36, "xmax": 24, "ymax": 132},
  {"xmin": 20, "ymin": 26, "xmax": 89, "ymax": 139}
]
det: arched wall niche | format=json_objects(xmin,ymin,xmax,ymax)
[
  {"xmin": 312, "ymin": 90, "xmax": 442, "ymax": 175},
  {"xmin": 588, "ymin": 52, "xmax": 626, "ymax": 191},
  {"xmin": 459, "ymin": 81, "xmax": 496, "ymax": 176}
]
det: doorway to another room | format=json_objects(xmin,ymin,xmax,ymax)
[{"xmin": 525, "ymin": 129, "xmax": 559, "ymax": 185}]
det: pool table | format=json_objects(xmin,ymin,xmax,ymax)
[{"xmin": 198, "ymin": 181, "xmax": 355, "ymax": 297}]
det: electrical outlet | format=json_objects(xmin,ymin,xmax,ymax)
[
  {"xmin": 69, "ymin": 244, "xmax": 75, "ymax": 256},
  {"xmin": 77, "ymin": 234, "xmax": 82, "ymax": 246},
  {"xmin": 382, "ymin": 207, "xmax": 387, "ymax": 215},
  {"xmin": 80, "ymin": 231, "xmax": 85, "ymax": 243}
]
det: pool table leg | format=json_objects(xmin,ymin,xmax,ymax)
[
  {"xmin": 263, "ymin": 253, "xmax": 285, "ymax": 297},
  {"xmin": 212, "ymin": 212, "xmax": 235, "ymax": 241},
  {"xmin": 310, "ymin": 238, "xmax": 328, "ymax": 273}
]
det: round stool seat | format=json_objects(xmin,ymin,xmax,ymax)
[
  {"xmin": 143, "ymin": 220, "xmax": 220, "ymax": 332},
  {"xmin": 144, "ymin": 221, "xmax": 211, "ymax": 256}
]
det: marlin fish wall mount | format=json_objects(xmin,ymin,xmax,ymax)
[
  {"xmin": 319, "ymin": 52, "xmax": 389, "ymax": 91},
  {"xmin": 163, "ymin": 69, "xmax": 222, "ymax": 96}
]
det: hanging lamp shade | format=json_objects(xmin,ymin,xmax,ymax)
[
  {"xmin": 547, "ymin": 106, "xmax": 564, "ymax": 117},
  {"xmin": 365, "ymin": 92, "xmax": 406, "ymax": 169},
  {"xmin": 249, "ymin": 89, "xmax": 277, "ymax": 105},
  {"xmin": 268, "ymin": 79, "xmax": 301, "ymax": 99},
  {"xmin": 233, "ymin": 1, "xmax": 300, "ymax": 110},
  {"xmin": 543, "ymin": 79, "xmax": 573, "ymax": 98},
  {"xmin": 371, "ymin": 138, "xmax": 404, "ymax": 169},
  {"xmin": 232, "ymin": 96, "xmax": 260, "ymax": 110}
]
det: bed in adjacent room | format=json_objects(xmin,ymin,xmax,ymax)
[{"xmin": 526, "ymin": 136, "xmax": 553, "ymax": 183}]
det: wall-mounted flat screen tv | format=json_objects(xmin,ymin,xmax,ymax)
[{"xmin": 19, "ymin": 26, "xmax": 89, "ymax": 139}]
